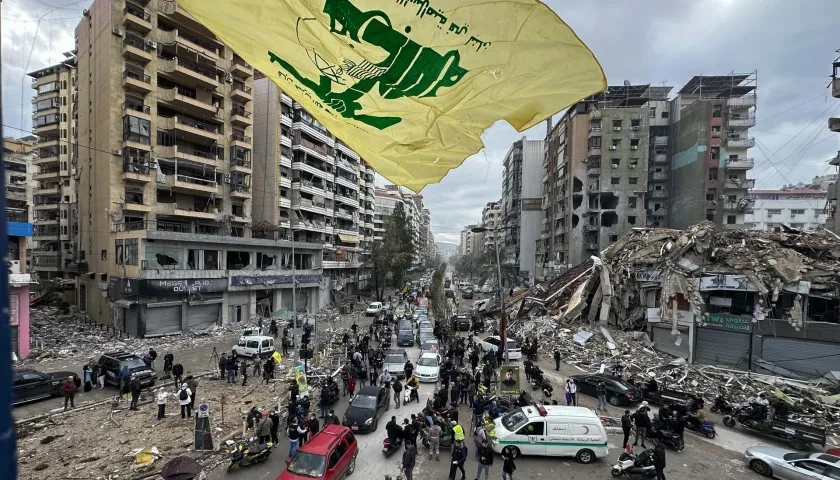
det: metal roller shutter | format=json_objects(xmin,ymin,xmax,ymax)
[
  {"xmin": 761, "ymin": 337, "xmax": 840, "ymax": 379},
  {"xmin": 146, "ymin": 305, "xmax": 182, "ymax": 336},
  {"xmin": 694, "ymin": 328, "xmax": 751, "ymax": 369},
  {"xmin": 186, "ymin": 303, "xmax": 221, "ymax": 330}
]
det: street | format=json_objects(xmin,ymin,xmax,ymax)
[{"xmin": 208, "ymin": 297, "xmax": 761, "ymax": 480}]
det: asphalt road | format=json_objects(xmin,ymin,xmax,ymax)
[{"xmin": 208, "ymin": 299, "xmax": 760, "ymax": 480}]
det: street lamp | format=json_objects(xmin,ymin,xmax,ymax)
[{"xmin": 471, "ymin": 225, "xmax": 510, "ymax": 364}]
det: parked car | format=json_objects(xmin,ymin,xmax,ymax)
[
  {"xmin": 453, "ymin": 315, "xmax": 471, "ymax": 331},
  {"xmin": 342, "ymin": 386, "xmax": 390, "ymax": 432},
  {"xmin": 479, "ymin": 336, "xmax": 522, "ymax": 361},
  {"xmin": 13, "ymin": 368, "xmax": 78, "ymax": 406},
  {"xmin": 233, "ymin": 335, "xmax": 276, "ymax": 358},
  {"xmin": 744, "ymin": 446, "xmax": 840, "ymax": 479},
  {"xmin": 382, "ymin": 349, "xmax": 409, "ymax": 379},
  {"xmin": 279, "ymin": 425, "xmax": 358, "ymax": 480},
  {"xmin": 462, "ymin": 290, "xmax": 474, "ymax": 299},
  {"xmin": 568, "ymin": 373, "xmax": 642, "ymax": 406},
  {"xmin": 97, "ymin": 351, "xmax": 156, "ymax": 388},
  {"xmin": 366, "ymin": 302, "xmax": 384, "ymax": 316},
  {"xmin": 415, "ymin": 353, "xmax": 441, "ymax": 383}
]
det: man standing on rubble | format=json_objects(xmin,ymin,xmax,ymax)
[
  {"xmin": 186, "ymin": 376, "xmax": 198, "ymax": 412},
  {"xmin": 129, "ymin": 377, "xmax": 142, "ymax": 410},
  {"xmin": 564, "ymin": 378, "xmax": 577, "ymax": 406},
  {"xmin": 240, "ymin": 359, "xmax": 249, "ymax": 386},
  {"xmin": 60, "ymin": 375, "xmax": 77, "ymax": 410},
  {"xmin": 218, "ymin": 353, "xmax": 227, "ymax": 379},
  {"xmin": 172, "ymin": 362, "xmax": 184, "ymax": 387},
  {"xmin": 553, "ymin": 347, "xmax": 562, "ymax": 371},
  {"xmin": 178, "ymin": 383, "xmax": 192, "ymax": 419}
]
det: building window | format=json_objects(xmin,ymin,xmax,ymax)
[
  {"xmin": 768, "ymin": 209, "xmax": 782, "ymax": 215},
  {"xmin": 707, "ymin": 211, "xmax": 715, "ymax": 221},
  {"xmin": 628, "ymin": 197, "xmax": 637, "ymax": 208},
  {"xmin": 125, "ymin": 239, "xmax": 138, "ymax": 265},
  {"xmin": 627, "ymin": 216, "xmax": 636, "ymax": 225},
  {"xmin": 727, "ymin": 215, "xmax": 736, "ymax": 224},
  {"xmin": 661, "ymin": 111, "xmax": 669, "ymax": 119},
  {"xmin": 611, "ymin": 158, "xmax": 620, "ymax": 168},
  {"xmin": 708, "ymin": 168, "xmax": 718, "ymax": 180},
  {"xmin": 611, "ymin": 177, "xmax": 620, "ymax": 185},
  {"xmin": 123, "ymin": 115, "xmax": 151, "ymax": 144},
  {"xmin": 101, "ymin": 249, "xmax": 107, "ymax": 261},
  {"xmin": 791, "ymin": 209, "xmax": 805, "ymax": 215},
  {"xmin": 115, "ymin": 240, "xmax": 124, "ymax": 264},
  {"xmin": 727, "ymin": 195, "xmax": 737, "ymax": 203},
  {"xmin": 612, "ymin": 119, "xmax": 622, "ymax": 130},
  {"xmin": 629, "ymin": 177, "xmax": 638, "ymax": 184},
  {"xmin": 649, "ymin": 108, "xmax": 656, "ymax": 118},
  {"xmin": 631, "ymin": 119, "xmax": 641, "ymax": 129},
  {"xmin": 609, "ymin": 235, "xmax": 618, "ymax": 242},
  {"xmin": 712, "ymin": 105, "xmax": 722, "ymax": 118}
]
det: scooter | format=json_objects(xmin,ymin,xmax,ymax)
[
  {"xmin": 404, "ymin": 385, "xmax": 419, "ymax": 404},
  {"xmin": 227, "ymin": 437, "xmax": 273, "ymax": 471},
  {"xmin": 685, "ymin": 418, "xmax": 717, "ymax": 439},
  {"xmin": 382, "ymin": 436, "xmax": 403, "ymax": 457},
  {"xmin": 610, "ymin": 448, "xmax": 656, "ymax": 478},
  {"xmin": 709, "ymin": 394, "xmax": 737, "ymax": 414}
]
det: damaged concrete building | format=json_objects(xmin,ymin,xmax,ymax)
[{"xmin": 519, "ymin": 222, "xmax": 840, "ymax": 380}]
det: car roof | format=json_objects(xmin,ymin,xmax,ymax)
[
  {"xmin": 300, "ymin": 425, "xmax": 352, "ymax": 453},
  {"xmin": 356, "ymin": 386, "xmax": 382, "ymax": 396},
  {"xmin": 521, "ymin": 404, "xmax": 601, "ymax": 420},
  {"xmin": 385, "ymin": 349, "xmax": 406, "ymax": 355},
  {"xmin": 240, "ymin": 335, "xmax": 274, "ymax": 341},
  {"xmin": 420, "ymin": 352, "xmax": 439, "ymax": 359},
  {"xmin": 101, "ymin": 351, "xmax": 139, "ymax": 360}
]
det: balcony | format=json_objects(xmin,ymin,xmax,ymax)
[
  {"xmin": 231, "ymin": 82, "xmax": 252, "ymax": 102},
  {"xmin": 651, "ymin": 171, "xmax": 668, "ymax": 181},
  {"xmin": 159, "ymin": 56, "xmax": 219, "ymax": 89},
  {"xmin": 724, "ymin": 178, "xmax": 756, "ymax": 189},
  {"xmin": 587, "ymin": 145, "xmax": 601, "ymax": 156},
  {"xmin": 729, "ymin": 115, "xmax": 756, "ymax": 128},
  {"xmin": 727, "ymin": 136, "xmax": 755, "ymax": 148},
  {"xmin": 157, "ymin": 85, "xmax": 218, "ymax": 115},
  {"xmin": 122, "ymin": 35, "xmax": 154, "ymax": 63},
  {"xmin": 231, "ymin": 157, "xmax": 252, "ymax": 173},
  {"xmin": 162, "ymin": 115, "xmax": 222, "ymax": 142},
  {"xmin": 123, "ymin": 3, "xmax": 152, "ymax": 33},
  {"xmin": 725, "ymin": 158, "xmax": 754, "ymax": 169},
  {"xmin": 295, "ymin": 197, "xmax": 329, "ymax": 216},
  {"xmin": 34, "ymin": 153, "xmax": 59, "ymax": 166},
  {"xmin": 158, "ymin": 203, "xmax": 219, "ymax": 220},
  {"xmin": 123, "ymin": 201, "xmax": 153, "ymax": 213},
  {"xmin": 176, "ymin": 30, "xmax": 219, "ymax": 60},
  {"xmin": 649, "ymin": 190, "xmax": 666, "ymax": 198},
  {"xmin": 230, "ymin": 106, "xmax": 252, "ymax": 126},
  {"xmin": 34, "ymin": 168, "xmax": 60, "ymax": 181},
  {"xmin": 588, "ymin": 126, "xmax": 601, "ymax": 138},
  {"xmin": 36, "ymin": 184, "xmax": 61, "ymax": 196},
  {"xmin": 335, "ymin": 175, "xmax": 358, "ymax": 190},
  {"xmin": 34, "ymin": 228, "xmax": 60, "ymax": 241},
  {"xmin": 123, "ymin": 161, "xmax": 153, "ymax": 182},
  {"xmin": 33, "ymin": 118, "xmax": 59, "ymax": 136},
  {"xmin": 7, "ymin": 208, "xmax": 28, "ymax": 223},
  {"xmin": 163, "ymin": 172, "xmax": 220, "ymax": 195},
  {"xmin": 335, "ymin": 192, "xmax": 360, "ymax": 208},
  {"xmin": 122, "ymin": 70, "xmax": 153, "ymax": 94},
  {"xmin": 231, "ymin": 57, "xmax": 252, "ymax": 79},
  {"xmin": 158, "ymin": 144, "xmax": 220, "ymax": 167},
  {"xmin": 728, "ymin": 95, "xmax": 756, "ymax": 107},
  {"xmin": 122, "ymin": 98, "xmax": 151, "ymax": 120},
  {"xmin": 280, "ymin": 93, "xmax": 293, "ymax": 106},
  {"xmin": 833, "ymin": 78, "xmax": 840, "ymax": 99},
  {"xmin": 335, "ymin": 141, "xmax": 360, "ymax": 160},
  {"xmin": 830, "ymin": 118, "xmax": 840, "ymax": 133},
  {"xmin": 230, "ymin": 132, "xmax": 251, "ymax": 147},
  {"xmin": 230, "ymin": 184, "xmax": 251, "ymax": 199},
  {"xmin": 293, "ymin": 117, "xmax": 332, "ymax": 145},
  {"xmin": 294, "ymin": 179, "xmax": 331, "ymax": 199}
]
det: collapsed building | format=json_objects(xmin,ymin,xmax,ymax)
[{"xmin": 505, "ymin": 221, "xmax": 840, "ymax": 380}]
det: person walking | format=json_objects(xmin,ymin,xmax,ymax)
[
  {"xmin": 82, "ymin": 365, "xmax": 92, "ymax": 392},
  {"xmin": 97, "ymin": 363, "xmax": 106, "ymax": 389},
  {"xmin": 129, "ymin": 378, "xmax": 142, "ymax": 410},
  {"xmin": 118, "ymin": 366, "xmax": 131, "ymax": 394},
  {"xmin": 287, "ymin": 419, "xmax": 308, "ymax": 457},
  {"xmin": 553, "ymin": 348, "xmax": 562, "ymax": 371},
  {"xmin": 240, "ymin": 359, "xmax": 249, "ymax": 386},
  {"xmin": 226, "ymin": 356, "xmax": 236, "ymax": 383},
  {"xmin": 475, "ymin": 438, "xmax": 493, "ymax": 480},
  {"xmin": 186, "ymin": 376, "xmax": 198, "ymax": 412},
  {"xmin": 632, "ymin": 406, "xmax": 650, "ymax": 448},
  {"xmin": 427, "ymin": 421, "xmax": 442, "ymax": 460},
  {"xmin": 270, "ymin": 410, "xmax": 281, "ymax": 446},
  {"xmin": 621, "ymin": 410, "xmax": 632, "ymax": 450},
  {"xmin": 596, "ymin": 381, "xmax": 608, "ymax": 412},
  {"xmin": 564, "ymin": 378, "xmax": 577, "ymax": 406},
  {"xmin": 60, "ymin": 376, "xmax": 77, "ymax": 410},
  {"xmin": 448, "ymin": 440, "xmax": 468, "ymax": 480},
  {"xmin": 501, "ymin": 446, "xmax": 516, "ymax": 480},
  {"xmin": 472, "ymin": 424, "xmax": 486, "ymax": 461},
  {"xmin": 156, "ymin": 387, "xmax": 169, "ymax": 420},
  {"xmin": 653, "ymin": 443, "xmax": 667, "ymax": 480},
  {"xmin": 402, "ymin": 440, "xmax": 417, "ymax": 480},
  {"xmin": 178, "ymin": 383, "xmax": 192, "ymax": 419},
  {"xmin": 393, "ymin": 379, "xmax": 403, "ymax": 408},
  {"xmin": 347, "ymin": 376, "xmax": 357, "ymax": 399},
  {"xmin": 218, "ymin": 353, "xmax": 227, "ymax": 379}
]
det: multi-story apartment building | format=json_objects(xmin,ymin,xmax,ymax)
[
  {"xmin": 501, "ymin": 138, "xmax": 543, "ymax": 281},
  {"xmin": 252, "ymin": 74, "xmax": 375, "ymax": 304},
  {"xmin": 64, "ymin": 0, "xmax": 331, "ymax": 335},
  {"xmin": 458, "ymin": 225, "xmax": 476, "ymax": 257},
  {"xmin": 4, "ymin": 138, "xmax": 36, "ymax": 270},
  {"xmin": 28, "ymin": 62, "xmax": 78, "ymax": 279},
  {"xmin": 827, "ymin": 56, "xmax": 840, "ymax": 234},
  {"xmin": 481, "ymin": 201, "xmax": 501, "ymax": 252},
  {"xmin": 538, "ymin": 85, "xmax": 670, "ymax": 276},
  {"xmin": 669, "ymin": 73, "xmax": 757, "ymax": 229},
  {"xmin": 745, "ymin": 189, "xmax": 827, "ymax": 231},
  {"xmin": 373, "ymin": 185, "xmax": 432, "ymax": 268}
]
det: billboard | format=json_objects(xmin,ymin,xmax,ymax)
[
  {"xmin": 499, "ymin": 365, "xmax": 521, "ymax": 396},
  {"xmin": 521, "ymin": 198, "xmax": 542, "ymax": 211}
]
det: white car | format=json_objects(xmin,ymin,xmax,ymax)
[
  {"xmin": 479, "ymin": 335, "xmax": 522, "ymax": 361},
  {"xmin": 415, "ymin": 352, "xmax": 441, "ymax": 382},
  {"xmin": 745, "ymin": 445, "xmax": 840, "ymax": 479},
  {"xmin": 365, "ymin": 302, "xmax": 384, "ymax": 316}
]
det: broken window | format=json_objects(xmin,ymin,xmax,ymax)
[
  {"xmin": 628, "ymin": 197, "xmax": 637, "ymax": 208},
  {"xmin": 572, "ymin": 195, "xmax": 582, "ymax": 209},
  {"xmin": 602, "ymin": 211, "xmax": 617, "ymax": 227},
  {"xmin": 629, "ymin": 177, "xmax": 638, "ymax": 184},
  {"xmin": 204, "ymin": 250, "xmax": 219, "ymax": 269},
  {"xmin": 807, "ymin": 296, "xmax": 839, "ymax": 324},
  {"xmin": 257, "ymin": 252, "xmax": 276, "ymax": 270},
  {"xmin": 609, "ymin": 235, "xmax": 618, "ymax": 242},
  {"xmin": 601, "ymin": 192, "xmax": 619, "ymax": 209},
  {"xmin": 661, "ymin": 111, "xmax": 669, "ymax": 119},
  {"xmin": 712, "ymin": 105, "xmax": 722, "ymax": 118},
  {"xmin": 612, "ymin": 119, "xmax": 622, "ymax": 130},
  {"xmin": 727, "ymin": 215, "xmax": 736, "ymax": 224},
  {"xmin": 727, "ymin": 195, "xmax": 737, "ymax": 203},
  {"xmin": 611, "ymin": 139, "xmax": 620, "ymax": 148},
  {"xmin": 706, "ymin": 190, "xmax": 716, "ymax": 201},
  {"xmin": 611, "ymin": 177, "xmax": 620, "ymax": 185},
  {"xmin": 571, "ymin": 214, "xmax": 579, "ymax": 228},
  {"xmin": 629, "ymin": 159, "xmax": 638, "ymax": 169},
  {"xmin": 630, "ymin": 139, "xmax": 639, "ymax": 149},
  {"xmin": 627, "ymin": 216, "xmax": 636, "ymax": 225},
  {"xmin": 188, "ymin": 249, "xmax": 199, "ymax": 269},
  {"xmin": 653, "ymin": 203, "xmax": 661, "ymax": 210},
  {"xmin": 707, "ymin": 210, "xmax": 716, "ymax": 221},
  {"xmin": 707, "ymin": 291, "xmax": 754, "ymax": 315},
  {"xmin": 115, "ymin": 240, "xmax": 124, "ymax": 265},
  {"xmin": 709, "ymin": 168, "xmax": 718, "ymax": 181},
  {"xmin": 227, "ymin": 251, "xmax": 250, "ymax": 269}
]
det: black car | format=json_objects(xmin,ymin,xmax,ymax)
[
  {"xmin": 570, "ymin": 373, "xmax": 642, "ymax": 406},
  {"xmin": 13, "ymin": 368, "xmax": 77, "ymax": 406},
  {"xmin": 453, "ymin": 315, "xmax": 471, "ymax": 331},
  {"xmin": 462, "ymin": 290, "xmax": 474, "ymax": 299},
  {"xmin": 342, "ymin": 385, "xmax": 390, "ymax": 432},
  {"xmin": 97, "ymin": 351, "xmax": 156, "ymax": 388}
]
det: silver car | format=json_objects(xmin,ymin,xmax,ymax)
[{"xmin": 744, "ymin": 445, "xmax": 840, "ymax": 479}]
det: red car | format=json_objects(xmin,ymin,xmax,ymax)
[{"xmin": 279, "ymin": 425, "xmax": 358, "ymax": 480}]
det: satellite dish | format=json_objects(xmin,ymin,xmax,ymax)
[{"xmin": 623, "ymin": 80, "xmax": 631, "ymax": 87}]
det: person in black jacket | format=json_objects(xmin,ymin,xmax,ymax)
[
  {"xmin": 621, "ymin": 410, "xmax": 632, "ymax": 450},
  {"xmin": 163, "ymin": 352, "xmax": 174, "ymax": 376},
  {"xmin": 476, "ymin": 438, "xmax": 494, "ymax": 480},
  {"xmin": 172, "ymin": 362, "xmax": 184, "ymax": 387},
  {"xmin": 386, "ymin": 416, "xmax": 403, "ymax": 441},
  {"xmin": 668, "ymin": 411, "xmax": 685, "ymax": 452},
  {"xmin": 553, "ymin": 349, "xmax": 562, "ymax": 371},
  {"xmin": 633, "ymin": 408, "xmax": 650, "ymax": 448},
  {"xmin": 501, "ymin": 446, "xmax": 516, "ymax": 480},
  {"xmin": 269, "ymin": 409, "xmax": 281, "ymax": 446},
  {"xmin": 653, "ymin": 443, "xmax": 666, "ymax": 480},
  {"xmin": 218, "ymin": 353, "xmax": 227, "ymax": 379},
  {"xmin": 448, "ymin": 440, "xmax": 468, "ymax": 480},
  {"xmin": 129, "ymin": 378, "xmax": 142, "ymax": 410}
]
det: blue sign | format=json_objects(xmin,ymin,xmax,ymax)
[{"xmin": 7, "ymin": 222, "xmax": 33, "ymax": 237}]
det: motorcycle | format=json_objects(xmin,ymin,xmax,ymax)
[
  {"xmin": 709, "ymin": 395, "xmax": 737, "ymax": 414},
  {"xmin": 610, "ymin": 448, "xmax": 656, "ymax": 478},
  {"xmin": 227, "ymin": 437, "xmax": 273, "ymax": 471},
  {"xmin": 419, "ymin": 425, "xmax": 455, "ymax": 449},
  {"xmin": 529, "ymin": 373, "xmax": 545, "ymax": 391},
  {"xmin": 646, "ymin": 419, "xmax": 682, "ymax": 451},
  {"xmin": 685, "ymin": 417, "xmax": 717, "ymax": 439},
  {"xmin": 382, "ymin": 436, "xmax": 403, "ymax": 457}
]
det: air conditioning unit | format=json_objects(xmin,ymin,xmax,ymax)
[
  {"xmin": 112, "ymin": 149, "xmax": 121, "ymax": 155},
  {"xmin": 149, "ymin": 41, "xmax": 158, "ymax": 49},
  {"xmin": 609, "ymin": 146, "xmax": 617, "ymax": 150},
  {"xmin": 225, "ymin": 73, "xmax": 233, "ymax": 83},
  {"xmin": 8, "ymin": 260, "xmax": 21, "ymax": 275},
  {"xmin": 223, "ymin": 173, "xmax": 232, "ymax": 184},
  {"xmin": 632, "ymin": 126, "xmax": 640, "ymax": 131},
  {"xmin": 613, "ymin": 127, "xmax": 621, "ymax": 131},
  {"xmin": 630, "ymin": 145, "xmax": 638, "ymax": 150},
  {"xmin": 629, "ymin": 164, "xmax": 636, "ymax": 169},
  {"xmin": 112, "ymin": 27, "xmax": 123, "ymax": 37}
]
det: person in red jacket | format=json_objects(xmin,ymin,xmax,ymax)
[
  {"xmin": 60, "ymin": 376, "xmax": 77, "ymax": 410},
  {"xmin": 347, "ymin": 377, "xmax": 357, "ymax": 399}
]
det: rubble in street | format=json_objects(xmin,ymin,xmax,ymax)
[{"xmin": 474, "ymin": 222, "xmax": 840, "ymax": 438}]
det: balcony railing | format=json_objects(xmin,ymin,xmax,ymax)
[
  {"xmin": 122, "ymin": 99, "xmax": 150, "ymax": 114},
  {"xmin": 124, "ymin": 35, "xmax": 153, "ymax": 52},
  {"xmin": 7, "ymin": 209, "xmax": 28, "ymax": 222},
  {"xmin": 178, "ymin": 145, "xmax": 218, "ymax": 160},
  {"xmin": 231, "ymin": 184, "xmax": 251, "ymax": 195},
  {"xmin": 123, "ymin": 70, "xmax": 151, "ymax": 83},
  {"xmin": 231, "ymin": 133, "xmax": 251, "ymax": 143},
  {"xmin": 231, "ymin": 157, "xmax": 252, "ymax": 168},
  {"xmin": 177, "ymin": 30, "xmax": 217, "ymax": 53},
  {"xmin": 176, "ymin": 115, "xmax": 220, "ymax": 134},
  {"xmin": 176, "ymin": 57, "xmax": 218, "ymax": 81},
  {"xmin": 124, "ymin": 3, "xmax": 151, "ymax": 21},
  {"xmin": 231, "ymin": 106, "xmax": 251, "ymax": 118},
  {"xmin": 175, "ymin": 173, "xmax": 217, "ymax": 188},
  {"xmin": 297, "ymin": 137, "xmax": 330, "ymax": 156},
  {"xmin": 232, "ymin": 56, "xmax": 252, "ymax": 70},
  {"xmin": 232, "ymin": 82, "xmax": 252, "ymax": 94},
  {"xmin": 123, "ymin": 161, "xmax": 150, "ymax": 174}
]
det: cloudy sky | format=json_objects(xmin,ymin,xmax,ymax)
[{"xmin": 4, "ymin": 0, "xmax": 840, "ymax": 247}]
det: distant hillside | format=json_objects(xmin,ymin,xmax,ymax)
[{"xmin": 436, "ymin": 242, "xmax": 457, "ymax": 252}]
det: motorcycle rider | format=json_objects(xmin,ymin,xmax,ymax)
[
  {"xmin": 404, "ymin": 360, "xmax": 414, "ymax": 379},
  {"xmin": 687, "ymin": 408, "xmax": 706, "ymax": 431},
  {"xmin": 668, "ymin": 410, "xmax": 686, "ymax": 452},
  {"xmin": 378, "ymin": 370, "xmax": 393, "ymax": 388},
  {"xmin": 386, "ymin": 415, "xmax": 403, "ymax": 443},
  {"xmin": 407, "ymin": 375, "xmax": 421, "ymax": 404},
  {"xmin": 751, "ymin": 392, "xmax": 770, "ymax": 420}
]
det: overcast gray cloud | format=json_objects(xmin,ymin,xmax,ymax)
[{"xmin": 3, "ymin": 0, "xmax": 840, "ymax": 247}]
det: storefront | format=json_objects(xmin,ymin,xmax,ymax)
[{"xmin": 694, "ymin": 313, "xmax": 753, "ymax": 369}]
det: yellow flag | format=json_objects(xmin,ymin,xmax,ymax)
[
  {"xmin": 271, "ymin": 351, "xmax": 283, "ymax": 364},
  {"xmin": 177, "ymin": 0, "xmax": 605, "ymax": 191}
]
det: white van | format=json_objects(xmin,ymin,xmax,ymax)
[
  {"xmin": 491, "ymin": 404, "xmax": 608, "ymax": 464},
  {"xmin": 232, "ymin": 335, "xmax": 275, "ymax": 358}
]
